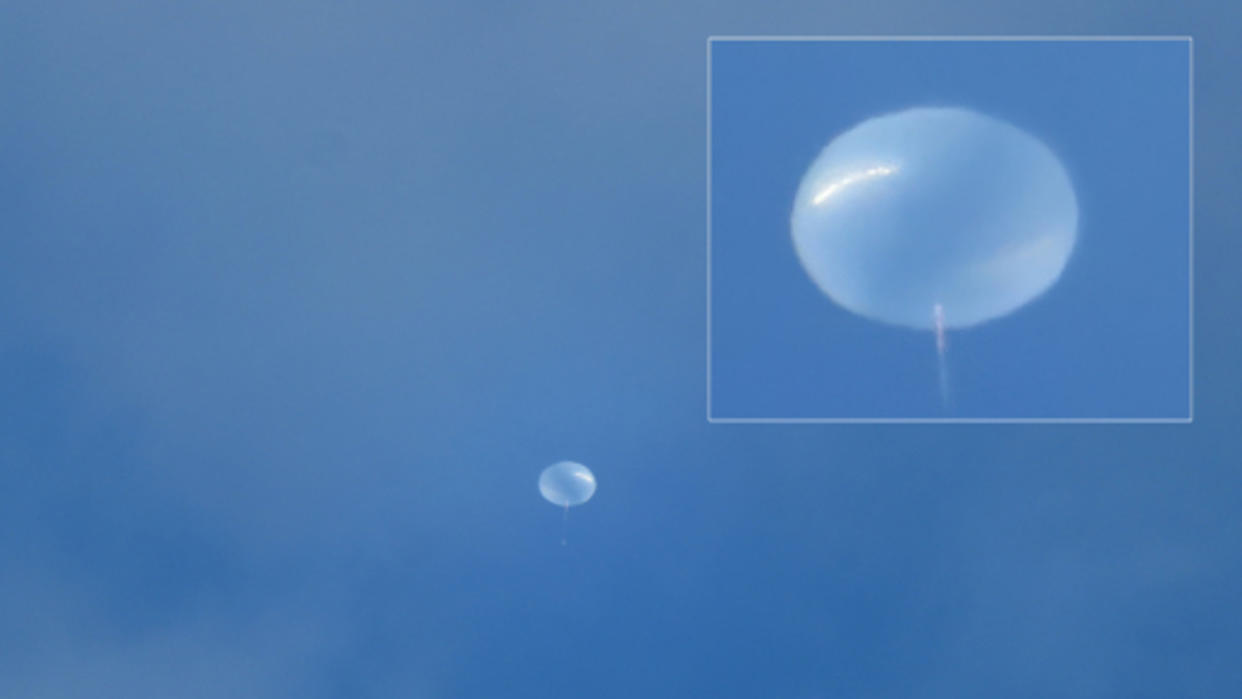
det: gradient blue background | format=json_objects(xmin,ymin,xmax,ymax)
[
  {"xmin": 2, "ymin": 2, "xmax": 1241, "ymax": 698},
  {"xmin": 711, "ymin": 40, "xmax": 1190, "ymax": 419}
]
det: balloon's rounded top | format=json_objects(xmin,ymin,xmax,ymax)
[
  {"xmin": 539, "ymin": 461, "xmax": 596, "ymax": 507},
  {"xmin": 791, "ymin": 106, "xmax": 1078, "ymax": 330}
]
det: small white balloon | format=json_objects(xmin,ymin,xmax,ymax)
[
  {"xmin": 791, "ymin": 106, "xmax": 1078, "ymax": 330},
  {"xmin": 539, "ymin": 461, "xmax": 596, "ymax": 507}
]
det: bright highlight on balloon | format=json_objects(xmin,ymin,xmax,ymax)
[
  {"xmin": 791, "ymin": 106, "xmax": 1079, "ymax": 408},
  {"xmin": 811, "ymin": 164, "xmax": 898, "ymax": 205},
  {"xmin": 539, "ymin": 461, "xmax": 596, "ymax": 545}
]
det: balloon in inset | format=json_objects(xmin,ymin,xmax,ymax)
[
  {"xmin": 538, "ymin": 461, "xmax": 596, "ymax": 507},
  {"xmin": 791, "ymin": 107, "xmax": 1078, "ymax": 329}
]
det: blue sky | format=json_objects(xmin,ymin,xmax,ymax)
[
  {"xmin": 2, "ymin": 1, "xmax": 1241, "ymax": 698},
  {"xmin": 711, "ymin": 39, "xmax": 1190, "ymax": 420}
]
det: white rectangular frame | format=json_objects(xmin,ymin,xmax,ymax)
[{"xmin": 706, "ymin": 36, "xmax": 1194, "ymax": 424}]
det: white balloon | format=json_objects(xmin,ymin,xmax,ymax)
[
  {"xmin": 791, "ymin": 107, "xmax": 1078, "ymax": 330},
  {"xmin": 538, "ymin": 461, "xmax": 596, "ymax": 507}
]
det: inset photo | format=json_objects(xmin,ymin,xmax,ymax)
[{"xmin": 707, "ymin": 37, "xmax": 1192, "ymax": 422}]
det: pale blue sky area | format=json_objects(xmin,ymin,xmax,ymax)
[
  {"xmin": 2, "ymin": 2, "xmax": 1241, "ymax": 698},
  {"xmin": 711, "ymin": 39, "xmax": 1190, "ymax": 419}
]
